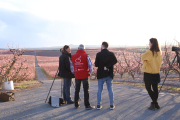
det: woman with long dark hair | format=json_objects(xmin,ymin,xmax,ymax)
[
  {"xmin": 58, "ymin": 45, "xmax": 75, "ymax": 104},
  {"xmin": 141, "ymin": 38, "xmax": 162, "ymax": 110}
]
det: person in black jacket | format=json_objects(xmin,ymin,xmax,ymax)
[
  {"xmin": 58, "ymin": 45, "xmax": 75, "ymax": 104},
  {"xmin": 95, "ymin": 41, "xmax": 117, "ymax": 110}
]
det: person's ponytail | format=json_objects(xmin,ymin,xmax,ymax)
[
  {"xmin": 60, "ymin": 45, "xmax": 70, "ymax": 54},
  {"xmin": 60, "ymin": 48, "xmax": 63, "ymax": 52}
]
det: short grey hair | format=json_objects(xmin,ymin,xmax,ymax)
[{"xmin": 78, "ymin": 44, "xmax": 85, "ymax": 50}]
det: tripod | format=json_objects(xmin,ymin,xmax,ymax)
[
  {"xmin": 159, "ymin": 50, "xmax": 180, "ymax": 94},
  {"xmin": 45, "ymin": 68, "xmax": 77, "ymax": 103}
]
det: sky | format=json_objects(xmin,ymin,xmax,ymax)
[{"xmin": 0, "ymin": 0, "xmax": 180, "ymax": 49}]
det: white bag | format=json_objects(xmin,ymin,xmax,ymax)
[
  {"xmin": 2, "ymin": 81, "xmax": 14, "ymax": 91},
  {"xmin": 51, "ymin": 96, "xmax": 60, "ymax": 108}
]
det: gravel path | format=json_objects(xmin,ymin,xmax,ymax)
[
  {"xmin": 34, "ymin": 51, "xmax": 48, "ymax": 81},
  {"xmin": 0, "ymin": 53, "xmax": 180, "ymax": 120}
]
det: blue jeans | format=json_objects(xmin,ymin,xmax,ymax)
[
  {"xmin": 97, "ymin": 76, "xmax": 114, "ymax": 105},
  {"xmin": 63, "ymin": 78, "xmax": 72, "ymax": 103}
]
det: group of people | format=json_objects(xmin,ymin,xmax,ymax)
[{"xmin": 58, "ymin": 38, "xmax": 162, "ymax": 111}]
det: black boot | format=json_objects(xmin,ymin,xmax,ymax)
[
  {"xmin": 148, "ymin": 102, "xmax": 156, "ymax": 111},
  {"xmin": 154, "ymin": 102, "xmax": 160, "ymax": 109}
]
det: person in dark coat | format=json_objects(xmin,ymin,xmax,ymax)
[
  {"xmin": 95, "ymin": 41, "xmax": 117, "ymax": 110},
  {"xmin": 58, "ymin": 45, "xmax": 75, "ymax": 104}
]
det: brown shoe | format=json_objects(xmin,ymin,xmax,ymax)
[{"xmin": 148, "ymin": 102, "xmax": 156, "ymax": 111}]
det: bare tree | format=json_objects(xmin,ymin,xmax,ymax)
[{"xmin": 0, "ymin": 45, "xmax": 31, "ymax": 83}]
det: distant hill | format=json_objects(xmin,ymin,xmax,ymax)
[
  {"xmin": 24, "ymin": 44, "xmax": 130, "ymax": 50},
  {"xmin": 1, "ymin": 45, "xmax": 147, "ymax": 50}
]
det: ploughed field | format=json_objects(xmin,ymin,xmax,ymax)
[{"xmin": 1, "ymin": 47, "xmax": 179, "ymax": 82}]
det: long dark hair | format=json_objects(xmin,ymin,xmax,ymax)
[
  {"xmin": 150, "ymin": 38, "xmax": 160, "ymax": 56},
  {"xmin": 60, "ymin": 45, "xmax": 70, "ymax": 54}
]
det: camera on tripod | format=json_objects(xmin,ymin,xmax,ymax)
[
  {"xmin": 159, "ymin": 46, "xmax": 180, "ymax": 93},
  {"xmin": 172, "ymin": 46, "xmax": 180, "ymax": 51},
  {"xmin": 172, "ymin": 46, "xmax": 180, "ymax": 65}
]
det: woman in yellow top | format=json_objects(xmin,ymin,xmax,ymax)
[{"xmin": 141, "ymin": 38, "xmax": 162, "ymax": 111}]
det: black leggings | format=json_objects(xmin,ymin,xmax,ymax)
[{"xmin": 144, "ymin": 81, "xmax": 158, "ymax": 103}]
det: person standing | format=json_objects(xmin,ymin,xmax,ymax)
[
  {"xmin": 141, "ymin": 38, "xmax": 162, "ymax": 110},
  {"xmin": 58, "ymin": 45, "xmax": 74, "ymax": 104},
  {"xmin": 95, "ymin": 41, "xmax": 117, "ymax": 110},
  {"xmin": 70, "ymin": 44, "xmax": 95, "ymax": 110}
]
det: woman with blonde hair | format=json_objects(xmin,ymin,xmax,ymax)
[{"xmin": 141, "ymin": 38, "xmax": 162, "ymax": 110}]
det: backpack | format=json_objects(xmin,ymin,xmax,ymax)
[{"xmin": 0, "ymin": 92, "xmax": 15, "ymax": 102}]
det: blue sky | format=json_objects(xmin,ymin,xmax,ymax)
[{"xmin": 0, "ymin": 0, "xmax": 180, "ymax": 49}]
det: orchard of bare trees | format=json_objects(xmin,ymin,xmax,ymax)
[
  {"xmin": 91, "ymin": 43, "xmax": 180, "ymax": 82},
  {"xmin": 0, "ymin": 46, "xmax": 35, "ymax": 84},
  {"xmin": 1, "ymin": 42, "xmax": 180, "ymax": 84}
]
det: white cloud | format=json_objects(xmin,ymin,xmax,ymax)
[
  {"xmin": 0, "ymin": 20, "xmax": 7, "ymax": 30},
  {"xmin": 0, "ymin": 1, "xmax": 21, "ymax": 11},
  {"xmin": 20, "ymin": 0, "xmax": 180, "ymax": 24},
  {"xmin": 37, "ymin": 33, "xmax": 61, "ymax": 46},
  {"xmin": 38, "ymin": 33, "xmax": 56, "ymax": 40},
  {"xmin": 0, "ymin": 0, "xmax": 180, "ymax": 48}
]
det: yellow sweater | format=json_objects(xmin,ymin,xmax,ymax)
[{"xmin": 141, "ymin": 50, "xmax": 162, "ymax": 74}]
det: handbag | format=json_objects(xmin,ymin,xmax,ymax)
[
  {"xmin": 0, "ymin": 92, "xmax": 15, "ymax": 102},
  {"xmin": 48, "ymin": 96, "xmax": 65, "ymax": 107}
]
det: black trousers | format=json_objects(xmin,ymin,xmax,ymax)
[
  {"xmin": 144, "ymin": 81, "xmax": 159, "ymax": 103},
  {"xmin": 74, "ymin": 78, "xmax": 90, "ymax": 107}
]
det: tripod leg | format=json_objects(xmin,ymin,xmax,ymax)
[
  {"xmin": 61, "ymin": 78, "xmax": 63, "ymax": 97},
  {"xmin": 159, "ymin": 55, "xmax": 177, "ymax": 94},
  {"xmin": 45, "ymin": 68, "xmax": 59, "ymax": 103},
  {"xmin": 72, "ymin": 80, "xmax": 75, "ymax": 88}
]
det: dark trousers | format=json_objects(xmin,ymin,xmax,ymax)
[
  {"xmin": 63, "ymin": 78, "xmax": 72, "ymax": 103},
  {"xmin": 144, "ymin": 81, "xmax": 158, "ymax": 103},
  {"xmin": 74, "ymin": 78, "xmax": 90, "ymax": 107}
]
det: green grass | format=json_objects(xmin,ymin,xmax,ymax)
[
  {"xmin": 15, "ymin": 86, "xmax": 28, "ymax": 89},
  {"xmin": 13, "ymin": 80, "xmax": 42, "ymax": 90},
  {"xmin": 34, "ymin": 68, "xmax": 38, "ymax": 80},
  {"xmin": 176, "ymin": 88, "xmax": 180, "ymax": 91}
]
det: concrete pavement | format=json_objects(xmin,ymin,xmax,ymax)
[{"xmin": 1, "ymin": 79, "xmax": 180, "ymax": 120}]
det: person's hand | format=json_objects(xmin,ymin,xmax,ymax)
[{"xmin": 104, "ymin": 66, "xmax": 108, "ymax": 70}]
